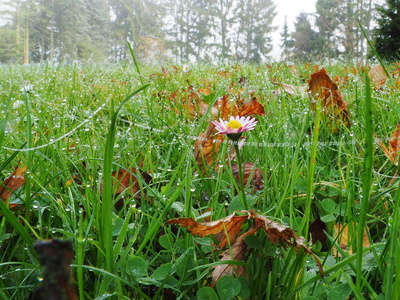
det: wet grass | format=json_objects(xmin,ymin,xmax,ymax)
[{"xmin": 0, "ymin": 61, "xmax": 399, "ymax": 299}]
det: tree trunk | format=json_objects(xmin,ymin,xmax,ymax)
[{"xmin": 23, "ymin": 19, "xmax": 29, "ymax": 64}]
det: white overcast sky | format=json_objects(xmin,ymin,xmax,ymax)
[{"xmin": 272, "ymin": 0, "xmax": 317, "ymax": 59}]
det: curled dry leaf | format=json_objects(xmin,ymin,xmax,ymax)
[
  {"xmin": 0, "ymin": 165, "xmax": 27, "ymax": 204},
  {"xmin": 308, "ymin": 68, "xmax": 350, "ymax": 134},
  {"xmin": 232, "ymin": 162, "xmax": 264, "ymax": 192},
  {"xmin": 333, "ymin": 223, "xmax": 370, "ymax": 257},
  {"xmin": 368, "ymin": 65, "xmax": 388, "ymax": 89},
  {"xmin": 168, "ymin": 85, "xmax": 218, "ymax": 119},
  {"xmin": 166, "ymin": 210, "xmax": 324, "ymax": 280},
  {"xmin": 100, "ymin": 167, "xmax": 152, "ymax": 205},
  {"xmin": 309, "ymin": 217, "xmax": 327, "ymax": 250},
  {"xmin": 377, "ymin": 122, "xmax": 400, "ymax": 166},
  {"xmin": 272, "ymin": 81, "xmax": 307, "ymax": 97},
  {"xmin": 217, "ymin": 94, "xmax": 265, "ymax": 120},
  {"xmin": 166, "ymin": 211, "xmax": 248, "ymax": 249},
  {"xmin": 194, "ymin": 123, "xmax": 224, "ymax": 170},
  {"xmin": 211, "ymin": 227, "xmax": 258, "ymax": 287}
]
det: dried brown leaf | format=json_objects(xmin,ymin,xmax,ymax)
[
  {"xmin": 0, "ymin": 165, "xmax": 27, "ymax": 203},
  {"xmin": 217, "ymin": 94, "xmax": 265, "ymax": 120},
  {"xmin": 333, "ymin": 223, "xmax": 370, "ymax": 257},
  {"xmin": 368, "ymin": 65, "xmax": 388, "ymax": 89},
  {"xmin": 248, "ymin": 210, "xmax": 324, "ymax": 276},
  {"xmin": 272, "ymin": 82, "xmax": 306, "ymax": 97},
  {"xmin": 99, "ymin": 167, "xmax": 152, "ymax": 205},
  {"xmin": 194, "ymin": 123, "xmax": 224, "ymax": 169},
  {"xmin": 167, "ymin": 210, "xmax": 324, "ymax": 277},
  {"xmin": 377, "ymin": 122, "xmax": 400, "ymax": 166},
  {"xmin": 166, "ymin": 212, "xmax": 248, "ymax": 249},
  {"xmin": 211, "ymin": 227, "xmax": 258, "ymax": 287},
  {"xmin": 308, "ymin": 68, "xmax": 351, "ymax": 133},
  {"xmin": 232, "ymin": 162, "xmax": 264, "ymax": 192}
]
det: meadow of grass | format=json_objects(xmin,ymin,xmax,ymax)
[{"xmin": 0, "ymin": 60, "xmax": 399, "ymax": 299}]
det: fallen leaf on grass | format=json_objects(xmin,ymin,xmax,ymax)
[
  {"xmin": 368, "ymin": 65, "xmax": 388, "ymax": 89},
  {"xmin": 248, "ymin": 210, "xmax": 313, "ymax": 253},
  {"xmin": 333, "ymin": 223, "xmax": 370, "ymax": 257},
  {"xmin": 272, "ymin": 82, "xmax": 307, "ymax": 97},
  {"xmin": 309, "ymin": 217, "xmax": 327, "ymax": 250},
  {"xmin": 168, "ymin": 85, "xmax": 217, "ymax": 119},
  {"xmin": 377, "ymin": 122, "xmax": 400, "ymax": 166},
  {"xmin": 308, "ymin": 68, "xmax": 350, "ymax": 133},
  {"xmin": 211, "ymin": 227, "xmax": 258, "ymax": 287},
  {"xmin": 0, "ymin": 165, "xmax": 27, "ymax": 204},
  {"xmin": 217, "ymin": 94, "xmax": 265, "ymax": 120},
  {"xmin": 166, "ymin": 211, "xmax": 248, "ymax": 249},
  {"xmin": 194, "ymin": 123, "xmax": 224, "ymax": 169},
  {"xmin": 231, "ymin": 162, "xmax": 264, "ymax": 192},
  {"xmin": 99, "ymin": 167, "xmax": 152, "ymax": 205},
  {"xmin": 166, "ymin": 210, "xmax": 324, "ymax": 282}
]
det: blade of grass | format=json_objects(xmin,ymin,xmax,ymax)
[
  {"xmin": 99, "ymin": 83, "xmax": 150, "ymax": 294},
  {"xmin": 384, "ymin": 176, "xmax": 400, "ymax": 297},
  {"xmin": 299, "ymin": 100, "xmax": 322, "ymax": 237},
  {"xmin": 127, "ymin": 42, "xmax": 144, "ymax": 86},
  {"xmin": 356, "ymin": 73, "xmax": 373, "ymax": 290},
  {"xmin": 23, "ymin": 89, "xmax": 33, "ymax": 225},
  {"xmin": 358, "ymin": 19, "xmax": 390, "ymax": 77},
  {"xmin": 0, "ymin": 201, "xmax": 33, "ymax": 246}
]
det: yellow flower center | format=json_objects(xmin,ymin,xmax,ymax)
[{"xmin": 226, "ymin": 120, "xmax": 242, "ymax": 130}]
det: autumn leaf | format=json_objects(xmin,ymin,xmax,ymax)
[
  {"xmin": 99, "ymin": 167, "xmax": 152, "ymax": 205},
  {"xmin": 309, "ymin": 217, "xmax": 327, "ymax": 251},
  {"xmin": 377, "ymin": 122, "xmax": 400, "ymax": 166},
  {"xmin": 211, "ymin": 227, "xmax": 258, "ymax": 287},
  {"xmin": 231, "ymin": 162, "xmax": 264, "ymax": 192},
  {"xmin": 368, "ymin": 65, "xmax": 388, "ymax": 89},
  {"xmin": 166, "ymin": 211, "xmax": 248, "ymax": 249},
  {"xmin": 308, "ymin": 68, "xmax": 351, "ymax": 133},
  {"xmin": 248, "ymin": 210, "xmax": 311, "ymax": 252},
  {"xmin": 167, "ymin": 85, "xmax": 217, "ymax": 119},
  {"xmin": 194, "ymin": 123, "xmax": 224, "ymax": 170},
  {"xmin": 166, "ymin": 210, "xmax": 324, "ymax": 279},
  {"xmin": 333, "ymin": 223, "xmax": 370, "ymax": 257},
  {"xmin": 217, "ymin": 94, "xmax": 265, "ymax": 120},
  {"xmin": 272, "ymin": 81, "xmax": 307, "ymax": 97},
  {"xmin": 0, "ymin": 165, "xmax": 27, "ymax": 204}
]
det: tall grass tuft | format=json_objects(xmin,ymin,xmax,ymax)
[{"xmin": 0, "ymin": 61, "xmax": 399, "ymax": 299}]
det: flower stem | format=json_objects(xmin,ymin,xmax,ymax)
[{"xmin": 233, "ymin": 141, "xmax": 248, "ymax": 210}]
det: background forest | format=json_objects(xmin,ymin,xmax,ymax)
[{"xmin": 0, "ymin": 0, "xmax": 380, "ymax": 64}]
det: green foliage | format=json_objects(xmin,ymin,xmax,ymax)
[
  {"xmin": 372, "ymin": 0, "xmax": 400, "ymax": 61},
  {"xmin": 234, "ymin": 0, "xmax": 276, "ymax": 63},
  {"xmin": 0, "ymin": 62, "xmax": 399, "ymax": 299},
  {"xmin": 291, "ymin": 13, "xmax": 324, "ymax": 62}
]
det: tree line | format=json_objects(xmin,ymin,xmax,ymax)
[{"xmin": 0, "ymin": 0, "xmax": 396, "ymax": 64}]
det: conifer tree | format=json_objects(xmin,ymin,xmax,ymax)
[
  {"xmin": 315, "ymin": 0, "xmax": 341, "ymax": 58},
  {"xmin": 280, "ymin": 16, "xmax": 293, "ymax": 61},
  {"xmin": 234, "ymin": 0, "xmax": 276, "ymax": 63},
  {"xmin": 373, "ymin": 0, "xmax": 400, "ymax": 61},
  {"xmin": 291, "ymin": 12, "xmax": 323, "ymax": 61}
]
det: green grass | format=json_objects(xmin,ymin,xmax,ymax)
[{"xmin": 0, "ymin": 61, "xmax": 399, "ymax": 299}]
